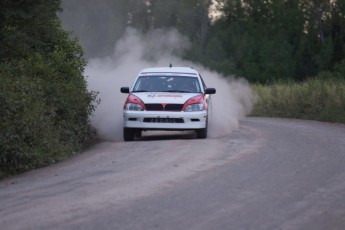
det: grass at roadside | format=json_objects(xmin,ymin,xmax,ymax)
[{"xmin": 251, "ymin": 78, "xmax": 345, "ymax": 123}]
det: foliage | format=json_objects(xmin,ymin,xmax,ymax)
[
  {"xmin": 60, "ymin": 0, "xmax": 345, "ymax": 83},
  {"xmin": 60, "ymin": 0, "xmax": 130, "ymax": 58},
  {"xmin": 200, "ymin": 0, "xmax": 345, "ymax": 82},
  {"xmin": 251, "ymin": 77, "xmax": 345, "ymax": 123},
  {"xmin": 60, "ymin": 0, "xmax": 212, "ymax": 58},
  {"xmin": 0, "ymin": 0, "xmax": 97, "ymax": 178}
]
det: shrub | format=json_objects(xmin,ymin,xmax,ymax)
[
  {"xmin": 251, "ymin": 78, "xmax": 345, "ymax": 123},
  {"xmin": 0, "ymin": 1, "xmax": 98, "ymax": 178}
]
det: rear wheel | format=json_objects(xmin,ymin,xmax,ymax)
[{"xmin": 123, "ymin": 128, "xmax": 134, "ymax": 141}]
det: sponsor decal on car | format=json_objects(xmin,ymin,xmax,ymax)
[{"xmin": 156, "ymin": 94, "xmax": 183, "ymax": 98}]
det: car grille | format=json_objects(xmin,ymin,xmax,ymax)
[
  {"xmin": 145, "ymin": 104, "xmax": 183, "ymax": 111},
  {"xmin": 143, "ymin": 118, "xmax": 184, "ymax": 123},
  {"xmin": 145, "ymin": 104, "xmax": 163, "ymax": 110}
]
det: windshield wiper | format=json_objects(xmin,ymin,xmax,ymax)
[{"xmin": 132, "ymin": 90, "xmax": 149, "ymax": 93}]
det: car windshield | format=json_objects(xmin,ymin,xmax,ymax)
[{"xmin": 132, "ymin": 75, "xmax": 202, "ymax": 93}]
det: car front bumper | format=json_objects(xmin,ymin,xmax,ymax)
[{"xmin": 123, "ymin": 110, "xmax": 207, "ymax": 130}]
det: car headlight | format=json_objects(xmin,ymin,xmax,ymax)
[
  {"xmin": 126, "ymin": 103, "xmax": 144, "ymax": 111},
  {"xmin": 184, "ymin": 103, "xmax": 204, "ymax": 112}
]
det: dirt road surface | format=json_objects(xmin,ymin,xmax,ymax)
[{"xmin": 1, "ymin": 118, "xmax": 345, "ymax": 230}]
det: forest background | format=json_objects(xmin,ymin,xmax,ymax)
[
  {"xmin": 61, "ymin": 0, "xmax": 345, "ymax": 82},
  {"xmin": 61, "ymin": 0, "xmax": 345, "ymax": 123},
  {"xmin": 1, "ymin": 0, "xmax": 344, "ymax": 177}
]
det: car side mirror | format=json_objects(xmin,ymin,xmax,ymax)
[
  {"xmin": 205, "ymin": 88, "xmax": 216, "ymax": 94},
  {"xmin": 121, "ymin": 87, "xmax": 130, "ymax": 93}
]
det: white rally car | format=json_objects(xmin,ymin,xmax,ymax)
[{"xmin": 120, "ymin": 67, "xmax": 216, "ymax": 141}]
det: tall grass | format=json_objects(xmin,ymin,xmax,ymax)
[{"xmin": 251, "ymin": 78, "xmax": 345, "ymax": 123}]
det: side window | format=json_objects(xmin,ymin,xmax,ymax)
[
  {"xmin": 133, "ymin": 77, "xmax": 143, "ymax": 91},
  {"xmin": 199, "ymin": 74, "xmax": 207, "ymax": 90}
]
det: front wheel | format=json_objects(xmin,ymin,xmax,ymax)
[
  {"xmin": 196, "ymin": 119, "xmax": 208, "ymax": 139},
  {"xmin": 196, "ymin": 127, "xmax": 207, "ymax": 139},
  {"xmin": 134, "ymin": 130, "xmax": 142, "ymax": 138},
  {"xmin": 123, "ymin": 128, "xmax": 134, "ymax": 141}
]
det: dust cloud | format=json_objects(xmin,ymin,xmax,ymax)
[{"xmin": 85, "ymin": 28, "xmax": 254, "ymax": 141}]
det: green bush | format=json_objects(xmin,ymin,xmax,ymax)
[
  {"xmin": 0, "ymin": 54, "xmax": 97, "ymax": 178},
  {"xmin": 251, "ymin": 78, "xmax": 345, "ymax": 123},
  {"xmin": 0, "ymin": 1, "xmax": 97, "ymax": 179}
]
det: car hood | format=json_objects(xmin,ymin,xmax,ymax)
[{"xmin": 132, "ymin": 92, "xmax": 200, "ymax": 104}]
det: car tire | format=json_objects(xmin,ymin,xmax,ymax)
[
  {"xmin": 123, "ymin": 128, "xmax": 134, "ymax": 141},
  {"xmin": 196, "ymin": 127, "xmax": 207, "ymax": 139},
  {"xmin": 134, "ymin": 130, "xmax": 142, "ymax": 138},
  {"xmin": 196, "ymin": 119, "xmax": 208, "ymax": 139}
]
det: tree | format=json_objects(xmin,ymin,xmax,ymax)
[
  {"xmin": 202, "ymin": 0, "xmax": 345, "ymax": 82},
  {"xmin": 58, "ymin": 0, "xmax": 345, "ymax": 82},
  {"xmin": 0, "ymin": 0, "xmax": 97, "ymax": 177},
  {"xmin": 60, "ymin": 0, "xmax": 212, "ymax": 58}
]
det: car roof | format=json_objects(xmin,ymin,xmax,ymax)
[{"xmin": 139, "ymin": 67, "xmax": 199, "ymax": 77}]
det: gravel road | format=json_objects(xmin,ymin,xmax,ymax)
[{"xmin": 1, "ymin": 117, "xmax": 345, "ymax": 230}]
